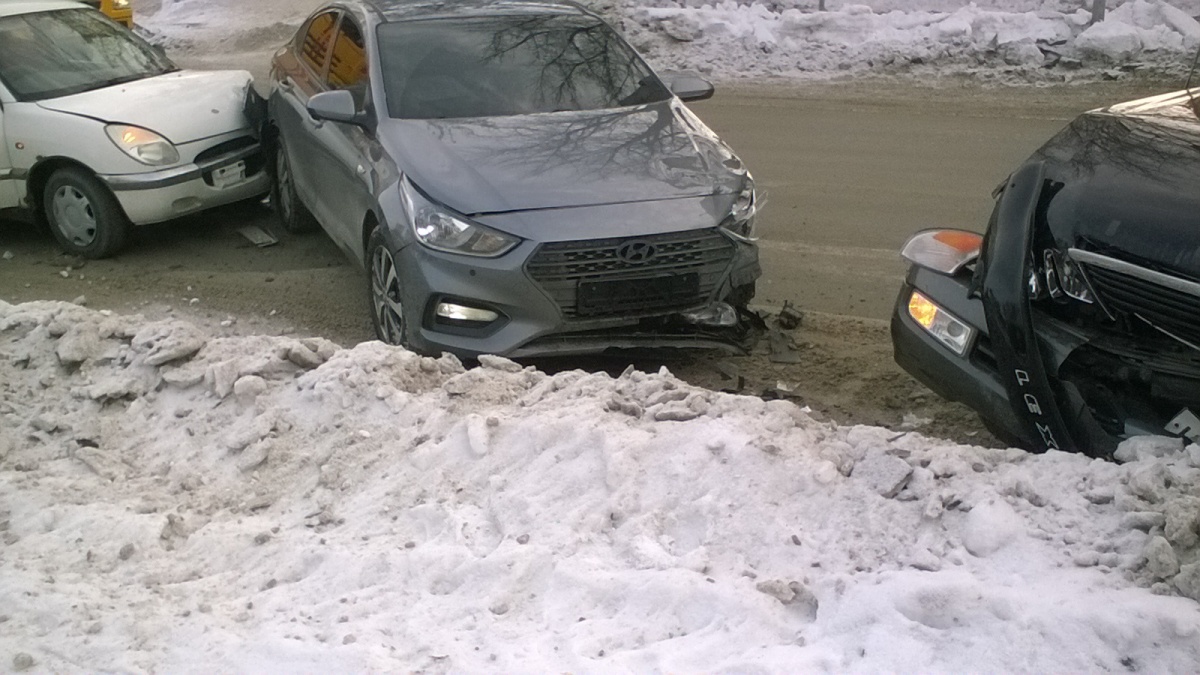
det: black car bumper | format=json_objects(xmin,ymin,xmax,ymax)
[{"xmin": 891, "ymin": 267, "xmax": 1030, "ymax": 447}]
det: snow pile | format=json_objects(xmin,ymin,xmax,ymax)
[
  {"xmin": 138, "ymin": 0, "xmax": 1200, "ymax": 82},
  {"xmin": 625, "ymin": 0, "xmax": 1200, "ymax": 81},
  {"xmin": 3, "ymin": 299, "xmax": 1200, "ymax": 671}
]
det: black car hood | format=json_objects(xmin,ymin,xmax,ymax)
[
  {"xmin": 1033, "ymin": 89, "xmax": 1200, "ymax": 281},
  {"xmin": 377, "ymin": 100, "xmax": 747, "ymax": 215}
]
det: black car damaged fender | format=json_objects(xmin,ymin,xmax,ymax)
[{"xmin": 892, "ymin": 89, "xmax": 1200, "ymax": 456}]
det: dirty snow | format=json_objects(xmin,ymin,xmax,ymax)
[
  {"xmin": 139, "ymin": 0, "xmax": 1200, "ymax": 83},
  {"xmin": 3, "ymin": 299, "xmax": 1200, "ymax": 671}
]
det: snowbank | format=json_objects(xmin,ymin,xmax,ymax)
[
  {"xmin": 3, "ymin": 299, "xmax": 1200, "ymax": 671},
  {"xmin": 138, "ymin": 0, "xmax": 1200, "ymax": 83},
  {"xmin": 626, "ymin": 0, "xmax": 1200, "ymax": 81}
]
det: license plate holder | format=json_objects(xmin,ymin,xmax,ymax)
[
  {"xmin": 211, "ymin": 160, "xmax": 246, "ymax": 189},
  {"xmin": 577, "ymin": 273, "xmax": 699, "ymax": 316}
]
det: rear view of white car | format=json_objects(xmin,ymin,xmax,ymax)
[{"xmin": 0, "ymin": 0, "xmax": 269, "ymax": 258}]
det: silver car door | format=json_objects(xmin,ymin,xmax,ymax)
[
  {"xmin": 272, "ymin": 9, "xmax": 339, "ymax": 215},
  {"xmin": 302, "ymin": 15, "xmax": 377, "ymax": 261}
]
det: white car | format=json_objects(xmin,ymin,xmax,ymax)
[{"xmin": 0, "ymin": 0, "xmax": 269, "ymax": 258}]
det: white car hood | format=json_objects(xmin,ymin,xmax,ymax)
[{"xmin": 37, "ymin": 70, "xmax": 254, "ymax": 145}]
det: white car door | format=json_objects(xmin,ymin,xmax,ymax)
[{"xmin": 0, "ymin": 101, "xmax": 18, "ymax": 209}]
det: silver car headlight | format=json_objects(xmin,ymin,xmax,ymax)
[
  {"xmin": 720, "ymin": 177, "xmax": 757, "ymax": 241},
  {"xmin": 400, "ymin": 178, "xmax": 519, "ymax": 257},
  {"xmin": 105, "ymin": 124, "xmax": 179, "ymax": 166}
]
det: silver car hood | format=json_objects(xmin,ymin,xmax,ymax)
[{"xmin": 380, "ymin": 100, "xmax": 748, "ymax": 215}]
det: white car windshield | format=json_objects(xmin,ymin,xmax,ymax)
[
  {"xmin": 0, "ymin": 8, "xmax": 175, "ymax": 102},
  {"xmin": 377, "ymin": 15, "xmax": 670, "ymax": 120}
]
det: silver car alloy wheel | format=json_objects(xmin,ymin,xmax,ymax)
[
  {"xmin": 371, "ymin": 244, "xmax": 406, "ymax": 344},
  {"xmin": 52, "ymin": 185, "xmax": 97, "ymax": 247}
]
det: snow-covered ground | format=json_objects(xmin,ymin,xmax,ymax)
[
  {"xmin": 5, "ymin": 1, "xmax": 1200, "ymax": 671},
  {"xmin": 3, "ymin": 300, "xmax": 1200, "ymax": 671},
  {"xmin": 140, "ymin": 0, "xmax": 1200, "ymax": 83}
]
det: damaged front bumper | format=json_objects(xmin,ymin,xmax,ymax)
[
  {"xmin": 508, "ymin": 304, "xmax": 765, "ymax": 357},
  {"xmin": 393, "ymin": 226, "xmax": 762, "ymax": 359},
  {"xmin": 892, "ymin": 162, "xmax": 1200, "ymax": 455},
  {"xmin": 100, "ymin": 138, "xmax": 268, "ymax": 224}
]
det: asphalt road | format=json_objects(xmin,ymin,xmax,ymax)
[
  {"xmin": 1, "ymin": 80, "xmax": 1171, "ymax": 341},
  {"xmin": 688, "ymin": 80, "xmax": 1166, "ymax": 319}
]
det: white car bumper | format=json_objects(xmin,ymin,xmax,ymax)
[{"xmin": 99, "ymin": 142, "xmax": 269, "ymax": 225}]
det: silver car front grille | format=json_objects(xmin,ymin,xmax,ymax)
[{"xmin": 526, "ymin": 229, "xmax": 735, "ymax": 319}]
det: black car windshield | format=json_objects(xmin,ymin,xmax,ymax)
[
  {"xmin": 0, "ymin": 8, "xmax": 175, "ymax": 102},
  {"xmin": 377, "ymin": 14, "xmax": 670, "ymax": 119}
]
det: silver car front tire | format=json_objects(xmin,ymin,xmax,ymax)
[
  {"xmin": 271, "ymin": 134, "xmax": 318, "ymax": 233},
  {"xmin": 367, "ymin": 227, "xmax": 408, "ymax": 347}
]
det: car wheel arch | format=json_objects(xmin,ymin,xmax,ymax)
[
  {"xmin": 26, "ymin": 157, "xmax": 119, "ymax": 224},
  {"xmin": 362, "ymin": 208, "xmax": 395, "ymax": 264}
]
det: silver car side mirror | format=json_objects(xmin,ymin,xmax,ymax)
[
  {"xmin": 307, "ymin": 90, "xmax": 368, "ymax": 127},
  {"xmin": 662, "ymin": 72, "xmax": 714, "ymax": 102}
]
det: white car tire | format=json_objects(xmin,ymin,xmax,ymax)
[{"xmin": 43, "ymin": 167, "xmax": 130, "ymax": 259}]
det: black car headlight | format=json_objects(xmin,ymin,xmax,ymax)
[
  {"xmin": 720, "ymin": 177, "xmax": 757, "ymax": 241},
  {"xmin": 400, "ymin": 178, "xmax": 519, "ymax": 257}
]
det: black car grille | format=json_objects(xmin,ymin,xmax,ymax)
[
  {"xmin": 526, "ymin": 229, "xmax": 735, "ymax": 319},
  {"xmin": 1083, "ymin": 263, "xmax": 1200, "ymax": 346}
]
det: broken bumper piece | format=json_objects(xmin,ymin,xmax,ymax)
[{"xmin": 508, "ymin": 306, "xmax": 766, "ymax": 358}]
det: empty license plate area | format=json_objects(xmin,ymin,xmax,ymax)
[
  {"xmin": 208, "ymin": 160, "xmax": 246, "ymax": 189},
  {"xmin": 576, "ymin": 273, "xmax": 700, "ymax": 317}
]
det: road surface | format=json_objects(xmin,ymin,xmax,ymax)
[{"xmin": 0, "ymin": 79, "xmax": 1171, "ymax": 443}]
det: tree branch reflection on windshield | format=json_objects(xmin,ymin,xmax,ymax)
[{"xmin": 379, "ymin": 14, "xmax": 668, "ymax": 120}]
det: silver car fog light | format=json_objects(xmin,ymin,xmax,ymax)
[
  {"xmin": 436, "ymin": 302, "xmax": 500, "ymax": 323},
  {"xmin": 907, "ymin": 290, "xmax": 974, "ymax": 356},
  {"xmin": 680, "ymin": 302, "xmax": 738, "ymax": 327}
]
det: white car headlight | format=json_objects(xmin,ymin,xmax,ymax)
[
  {"xmin": 105, "ymin": 124, "xmax": 179, "ymax": 166},
  {"xmin": 400, "ymin": 179, "xmax": 518, "ymax": 257},
  {"xmin": 113, "ymin": 0, "xmax": 131, "ymax": 9},
  {"xmin": 721, "ymin": 177, "xmax": 757, "ymax": 241}
]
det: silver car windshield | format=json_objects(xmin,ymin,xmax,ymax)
[
  {"xmin": 377, "ymin": 15, "xmax": 670, "ymax": 119},
  {"xmin": 0, "ymin": 9, "xmax": 175, "ymax": 102}
]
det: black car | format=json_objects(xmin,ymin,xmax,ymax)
[{"xmin": 891, "ymin": 89, "xmax": 1200, "ymax": 456}]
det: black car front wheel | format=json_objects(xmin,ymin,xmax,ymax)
[
  {"xmin": 367, "ymin": 227, "xmax": 409, "ymax": 347},
  {"xmin": 43, "ymin": 167, "xmax": 130, "ymax": 259},
  {"xmin": 271, "ymin": 135, "xmax": 318, "ymax": 233}
]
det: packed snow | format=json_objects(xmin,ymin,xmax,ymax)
[
  {"xmin": 140, "ymin": 0, "xmax": 1200, "ymax": 83},
  {"xmin": 3, "ymin": 300, "xmax": 1200, "ymax": 671}
]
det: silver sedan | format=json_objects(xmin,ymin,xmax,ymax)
[{"xmin": 268, "ymin": 0, "xmax": 760, "ymax": 357}]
